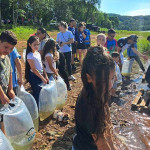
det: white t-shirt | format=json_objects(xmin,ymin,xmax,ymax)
[
  {"xmin": 27, "ymin": 52, "xmax": 43, "ymax": 74},
  {"xmin": 43, "ymin": 53, "xmax": 56, "ymax": 74}
]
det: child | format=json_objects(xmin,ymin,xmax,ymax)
[
  {"xmin": 25, "ymin": 36, "xmax": 49, "ymax": 107},
  {"xmin": 0, "ymin": 30, "xmax": 17, "ymax": 132},
  {"xmin": 73, "ymin": 46, "xmax": 117, "ymax": 150},
  {"xmin": 76, "ymin": 22, "xmax": 87, "ymax": 64},
  {"xmin": 111, "ymin": 52, "xmax": 122, "ymax": 97},
  {"xmin": 42, "ymin": 39, "xmax": 59, "ymax": 78},
  {"xmin": 97, "ymin": 33, "xmax": 107, "ymax": 47},
  {"xmin": 68, "ymin": 19, "xmax": 78, "ymax": 71},
  {"xmin": 127, "ymin": 35, "xmax": 148, "ymax": 73},
  {"xmin": 10, "ymin": 47, "xmax": 23, "ymax": 94},
  {"xmin": 105, "ymin": 29, "xmax": 118, "ymax": 55},
  {"xmin": 84, "ymin": 23, "xmax": 91, "ymax": 49},
  {"xmin": 56, "ymin": 21, "xmax": 75, "ymax": 81}
]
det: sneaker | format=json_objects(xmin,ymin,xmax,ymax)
[
  {"xmin": 68, "ymin": 75, "xmax": 76, "ymax": 81},
  {"xmin": 74, "ymin": 58, "xmax": 79, "ymax": 62},
  {"xmin": 67, "ymin": 85, "xmax": 72, "ymax": 91},
  {"xmin": 72, "ymin": 64, "xmax": 76, "ymax": 71}
]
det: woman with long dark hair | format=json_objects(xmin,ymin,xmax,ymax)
[
  {"xmin": 73, "ymin": 46, "xmax": 117, "ymax": 150},
  {"xmin": 42, "ymin": 39, "xmax": 59, "ymax": 78},
  {"xmin": 25, "ymin": 36, "xmax": 48, "ymax": 107},
  {"xmin": 36, "ymin": 27, "xmax": 52, "ymax": 54}
]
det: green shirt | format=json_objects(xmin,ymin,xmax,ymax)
[{"xmin": 0, "ymin": 55, "xmax": 11, "ymax": 103}]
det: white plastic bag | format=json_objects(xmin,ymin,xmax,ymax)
[
  {"xmin": 17, "ymin": 85, "xmax": 39, "ymax": 131},
  {"xmin": 23, "ymin": 49, "xmax": 26, "ymax": 63},
  {"xmin": 56, "ymin": 76, "xmax": 67, "ymax": 109},
  {"xmin": 0, "ymin": 129, "xmax": 14, "ymax": 150},
  {"xmin": 39, "ymin": 80, "xmax": 57, "ymax": 121},
  {"xmin": 122, "ymin": 58, "xmax": 134, "ymax": 77},
  {"xmin": 116, "ymin": 63, "xmax": 122, "ymax": 84},
  {"xmin": 0, "ymin": 97, "xmax": 36, "ymax": 150}
]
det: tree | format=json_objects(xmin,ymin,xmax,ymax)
[{"xmin": 109, "ymin": 16, "xmax": 119, "ymax": 28}]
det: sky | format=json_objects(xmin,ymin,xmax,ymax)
[{"xmin": 100, "ymin": 0, "xmax": 150, "ymax": 16}]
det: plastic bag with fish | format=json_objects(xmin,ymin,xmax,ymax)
[
  {"xmin": 39, "ymin": 79, "xmax": 57, "ymax": 121},
  {"xmin": 0, "ymin": 97, "xmax": 35, "ymax": 150},
  {"xmin": 17, "ymin": 85, "xmax": 39, "ymax": 131},
  {"xmin": 122, "ymin": 58, "xmax": 134, "ymax": 77},
  {"xmin": 0, "ymin": 129, "xmax": 14, "ymax": 150},
  {"xmin": 56, "ymin": 76, "xmax": 67, "ymax": 109}
]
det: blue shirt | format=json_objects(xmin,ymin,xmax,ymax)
[
  {"xmin": 84, "ymin": 29, "xmax": 91, "ymax": 45},
  {"xmin": 56, "ymin": 31, "xmax": 74, "ymax": 53},
  {"xmin": 127, "ymin": 43, "xmax": 137, "ymax": 57},
  {"xmin": 76, "ymin": 30, "xmax": 87, "ymax": 44},
  {"xmin": 68, "ymin": 27, "xmax": 77, "ymax": 41},
  {"xmin": 10, "ymin": 48, "xmax": 21, "ymax": 88}
]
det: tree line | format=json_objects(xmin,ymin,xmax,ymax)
[{"xmin": 0, "ymin": 0, "xmax": 119, "ymax": 29}]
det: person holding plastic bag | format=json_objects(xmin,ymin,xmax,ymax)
[
  {"xmin": 72, "ymin": 46, "xmax": 117, "ymax": 150},
  {"xmin": 25, "ymin": 36, "xmax": 49, "ymax": 107},
  {"xmin": 10, "ymin": 47, "xmax": 23, "ymax": 94},
  {"xmin": 111, "ymin": 52, "xmax": 122, "ymax": 97},
  {"xmin": 0, "ymin": 97, "xmax": 36, "ymax": 150},
  {"xmin": 0, "ymin": 31, "xmax": 17, "ymax": 132},
  {"xmin": 42, "ymin": 39, "xmax": 59, "ymax": 78}
]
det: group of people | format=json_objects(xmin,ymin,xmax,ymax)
[{"xmin": 0, "ymin": 18, "xmax": 150, "ymax": 150}]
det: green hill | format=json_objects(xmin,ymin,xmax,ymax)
[{"xmin": 109, "ymin": 14, "xmax": 150, "ymax": 31}]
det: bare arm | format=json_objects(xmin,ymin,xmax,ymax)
[
  {"xmin": 8, "ymin": 72, "xmax": 15, "ymax": 100},
  {"xmin": 82, "ymin": 32, "xmax": 86, "ymax": 39},
  {"xmin": 0, "ymin": 85, "xmax": 9, "ymax": 104},
  {"xmin": 64, "ymin": 38, "xmax": 74, "ymax": 45},
  {"xmin": 117, "ymin": 47, "xmax": 122, "ymax": 53},
  {"xmin": 46, "ymin": 56, "xmax": 58, "ymax": 76},
  {"xmin": 92, "ymin": 134, "xmax": 117, "ymax": 150},
  {"xmin": 27, "ymin": 59, "xmax": 47, "ymax": 84},
  {"xmin": 131, "ymin": 48, "xmax": 148, "ymax": 60},
  {"xmin": 15, "ymin": 58, "xmax": 23, "ymax": 85}
]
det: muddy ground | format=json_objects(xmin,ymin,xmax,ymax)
[{"xmin": 16, "ymin": 38, "xmax": 150, "ymax": 150}]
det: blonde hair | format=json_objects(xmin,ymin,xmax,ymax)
[{"xmin": 97, "ymin": 33, "xmax": 106, "ymax": 40}]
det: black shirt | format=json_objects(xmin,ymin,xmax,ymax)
[
  {"xmin": 73, "ymin": 93, "xmax": 98, "ymax": 150},
  {"xmin": 117, "ymin": 37, "xmax": 128, "ymax": 48}
]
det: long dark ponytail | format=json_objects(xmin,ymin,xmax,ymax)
[
  {"xmin": 42, "ymin": 39, "xmax": 56, "ymax": 61},
  {"xmin": 25, "ymin": 36, "xmax": 39, "ymax": 82},
  {"xmin": 81, "ymin": 46, "xmax": 115, "ymax": 138}
]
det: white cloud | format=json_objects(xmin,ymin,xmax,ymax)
[{"xmin": 126, "ymin": 9, "xmax": 150, "ymax": 16}]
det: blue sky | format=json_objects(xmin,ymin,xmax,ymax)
[{"xmin": 100, "ymin": 0, "xmax": 150, "ymax": 16}]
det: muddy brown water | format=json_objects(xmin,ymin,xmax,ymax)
[{"xmin": 111, "ymin": 75, "xmax": 150, "ymax": 150}]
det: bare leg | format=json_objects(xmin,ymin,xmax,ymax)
[{"xmin": 77, "ymin": 49, "xmax": 82, "ymax": 65}]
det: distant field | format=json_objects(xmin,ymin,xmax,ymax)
[{"xmin": 0, "ymin": 26, "xmax": 150, "ymax": 56}]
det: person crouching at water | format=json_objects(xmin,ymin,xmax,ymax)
[
  {"xmin": 72, "ymin": 46, "xmax": 117, "ymax": 150},
  {"xmin": 25, "ymin": 36, "xmax": 49, "ymax": 107}
]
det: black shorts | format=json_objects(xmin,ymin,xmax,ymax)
[
  {"xmin": 72, "ymin": 43, "xmax": 77, "ymax": 54},
  {"xmin": 77, "ymin": 43, "xmax": 87, "ymax": 50},
  {"xmin": 85, "ymin": 44, "xmax": 90, "ymax": 49}
]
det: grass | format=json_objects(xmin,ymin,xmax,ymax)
[{"xmin": 0, "ymin": 26, "xmax": 150, "ymax": 55}]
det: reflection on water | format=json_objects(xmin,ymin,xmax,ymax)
[{"xmin": 111, "ymin": 75, "xmax": 150, "ymax": 150}]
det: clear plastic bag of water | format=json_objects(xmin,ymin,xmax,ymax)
[
  {"xmin": 0, "ymin": 129, "xmax": 14, "ymax": 150},
  {"xmin": 56, "ymin": 76, "xmax": 67, "ymax": 109},
  {"xmin": 122, "ymin": 58, "xmax": 134, "ymax": 77},
  {"xmin": 17, "ymin": 85, "xmax": 39, "ymax": 131},
  {"xmin": 0, "ymin": 97, "xmax": 36, "ymax": 150},
  {"xmin": 39, "ymin": 79, "xmax": 57, "ymax": 121},
  {"xmin": 23, "ymin": 49, "xmax": 26, "ymax": 63}
]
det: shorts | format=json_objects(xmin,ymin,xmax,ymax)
[
  {"xmin": 77, "ymin": 43, "xmax": 87, "ymax": 50},
  {"xmin": 85, "ymin": 44, "xmax": 90, "ymax": 49},
  {"xmin": 72, "ymin": 43, "xmax": 77, "ymax": 54}
]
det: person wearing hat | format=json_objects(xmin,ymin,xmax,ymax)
[
  {"xmin": 127, "ymin": 35, "xmax": 148, "ymax": 72},
  {"xmin": 118, "ymin": 35, "xmax": 148, "ymax": 71}
]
